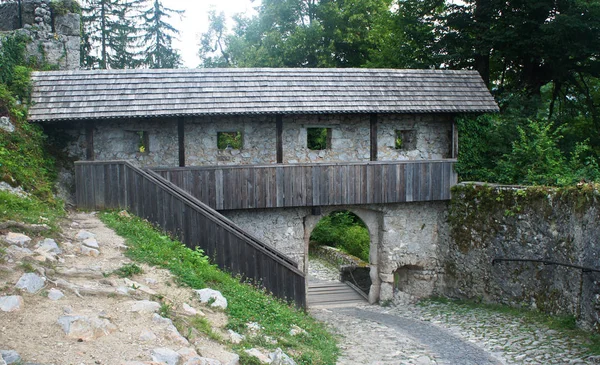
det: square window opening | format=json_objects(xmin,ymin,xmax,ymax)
[
  {"xmin": 395, "ymin": 130, "xmax": 417, "ymax": 151},
  {"xmin": 307, "ymin": 127, "xmax": 332, "ymax": 150},
  {"xmin": 217, "ymin": 131, "xmax": 243, "ymax": 150}
]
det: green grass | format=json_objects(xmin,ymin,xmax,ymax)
[
  {"xmin": 112, "ymin": 263, "xmax": 143, "ymax": 278},
  {"xmin": 0, "ymin": 191, "xmax": 64, "ymax": 232},
  {"xmin": 100, "ymin": 211, "xmax": 339, "ymax": 365},
  {"xmin": 421, "ymin": 297, "xmax": 599, "ymax": 354}
]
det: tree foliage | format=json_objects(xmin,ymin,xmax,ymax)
[{"xmin": 80, "ymin": 0, "xmax": 183, "ymax": 69}]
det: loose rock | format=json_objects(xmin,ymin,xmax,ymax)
[
  {"xmin": 0, "ymin": 350, "xmax": 21, "ymax": 365},
  {"xmin": 269, "ymin": 348, "xmax": 297, "ymax": 365},
  {"xmin": 182, "ymin": 303, "xmax": 201, "ymax": 316},
  {"xmin": 245, "ymin": 348, "xmax": 270, "ymax": 364},
  {"xmin": 35, "ymin": 238, "xmax": 62, "ymax": 254},
  {"xmin": 4, "ymin": 232, "xmax": 31, "ymax": 246},
  {"xmin": 82, "ymin": 237, "xmax": 99, "ymax": 249},
  {"xmin": 150, "ymin": 348, "xmax": 181, "ymax": 365},
  {"xmin": 139, "ymin": 329, "xmax": 157, "ymax": 341},
  {"xmin": 227, "ymin": 330, "xmax": 244, "ymax": 344},
  {"xmin": 48, "ymin": 288, "xmax": 65, "ymax": 301},
  {"xmin": 0, "ymin": 116, "xmax": 15, "ymax": 133},
  {"xmin": 0, "ymin": 296, "xmax": 23, "ymax": 312},
  {"xmin": 75, "ymin": 230, "xmax": 95, "ymax": 241},
  {"xmin": 195, "ymin": 288, "xmax": 227, "ymax": 309},
  {"xmin": 80, "ymin": 245, "xmax": 100, "ymax": 257},
  {"xmin": 57, "ymin": 315, "xmax": 117, "ymax": 341},
  {"xmin": 129, "ymin": 300, "xmax": 161, "ymax": 314},
  {"xmin": 15, "ymin": 273, "xmax": 46, "ymax": 293}
]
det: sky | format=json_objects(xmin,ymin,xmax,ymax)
[{"xmin": 160, "ymin": 0, "xmax": 259, "ymax": 68}]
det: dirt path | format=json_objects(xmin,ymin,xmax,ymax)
[{"xmin": 0, "ymin": 212, "xmax": 237, "ymax": 365}]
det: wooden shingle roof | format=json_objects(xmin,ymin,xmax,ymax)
[{"xmin": 28, "ymin": 68, "xmax": 498, "ymax": 122}]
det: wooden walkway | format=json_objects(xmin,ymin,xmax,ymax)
[{"xmin": 308, "ymin": 281, "xmax": 368, "ymax": 308}]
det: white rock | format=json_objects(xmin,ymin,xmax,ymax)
[
  {"xmin": 167, "ymin": 324, "xmax": 190, "ymax": 345},
  {"xmin": 80, "ymin": 245, "xmax": 100, "ymax": 257},
  {"xmin": 151, "ymin": 348, "xmax": 181, "ymax": 365},
  {"xmin": 195, "ymin": 288, "xmax": 227, "ymax": 309},
  {"xmin": 0, "ymin": 116, "xmax": 15, "ymax": 133},
  {"xmin": 4, "ymin": 232, "xmax": 31, "ymax": 246},
  {"xmin": 182, "ymin": 303, "xmax": 200, "ymax": 316},
  {"xmin": 36, "ymin": 238, "xmax": 62, "ymax": 254},
  {"xmin": 48, "ymin": 288, "xmax": 64, "ymax": 301},
  {"xmin": 0, "ymin": 350, "xmax": 21, "ymax": 365},
  {"xmin": 82, "ymin": 238, "xmax": 99, "ymax": 249},
  {"xmin": 75, "ymin": 230, "xmax": 95, "ymax": 241},
  {"xmin": 245, "ymin": 348, "xmax": 271, "ymax": 364},
  {"xmin": 15, "ymin": 273, "xmax": 46, "ymax": 293},
  {"xmin": 124, "ymin": 278, "xmax": 156, "ymax": 295},
  {"xmin": 116, "ymin": 286, "xmax": 132, "ymax": 295},
  {"xmin": 129, "ymin": 300, "xmax": 160, "ymax": 313},
  {"xmin": 0, "ymin": 296, "xmax": 23, "ymax": 312},
  {"xmin": 139, "ymin": 329, "xmax": 157, "ymax": 341},
  {"xmin": 269, "ymin": 348, "xmax": 297, "ymax": 365},
  {"xmin": 178, "ymin": 347, "xmax": 200, "ymax": 362},
  {"xmin": 227, "ymin": 330, "xmax": 244, "ymax": 344},
  {"xmin": 152, "ymin": 313, "xmax": 174, "ymax": 326},
  {"xmin": 246, "ymin": 322, "xmax": 263, "ymax": 332},
  {"xmin": 144, "ymin": 277, "xmax": 158, "ymax": 286},
  {"xmin": 57, "ymin": 315, "xmax": 117, "ymax": 341},
  {"xmin": 289, "ymin": 325, "xmax": 307, "ymax": 336}
]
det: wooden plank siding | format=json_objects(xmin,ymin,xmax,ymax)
[
  {"xmin": 74, "ymin": 161, "xmax": 306, "ymax": 308},
  {"xmin": 153, "ymin": 160, "xmax": 458, "ymax": 211}
]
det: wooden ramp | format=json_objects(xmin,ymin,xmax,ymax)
[{"xmin": 308, "ymin": 281, "xmax": 368, "ymax": 308}]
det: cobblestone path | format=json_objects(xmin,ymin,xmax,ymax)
[{"xmin": 308, "ymin": 258, "xmax": 600, "ymax": 365}]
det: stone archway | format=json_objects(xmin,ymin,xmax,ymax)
[{"xmin": 304, "ymin": 207, "xmax": 382, "ymax": 304}]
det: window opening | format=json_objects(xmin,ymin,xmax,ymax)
[
  {"xmin": 217, "ymin": 131, "xmax": 243, "ymax": 150},
  {"xmin": 307, "ymin": 127, "xmax": 332, "ymax": 150},
  {"xmin": 395, "ymin": 130, "xmax": 417, "ymax": 150}
]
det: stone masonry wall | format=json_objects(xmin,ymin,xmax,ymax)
[
  {"xmin": 68, "ymin": 113, "xmax": 453, "ymax": 167},
  {"xmin": 223, "ymin": 202, "xmax": 449, "ymax": 304},
  {"xmin": 439, "ymin": 183, "xmax": 600, "ymax": 331},
  {"xmin": 0, "ymin": 0, "xmax": 80, "ymax": 70}
]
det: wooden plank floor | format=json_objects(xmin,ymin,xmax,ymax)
[{"xmin": 308, "ymin": 281, "xmax": 368, "ymax": 308}]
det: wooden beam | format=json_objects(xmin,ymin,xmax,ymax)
[
  {"xmin": 178, "ymin": 117, "xmax": 185, "ymax": 167},
  {"xmin": 276, "ymin": 115, "xmax": 283, "ymax": 164},
  {"xmin": 85, "ymin": 121, "xmax": 94, "ymax": 161},
  {"xmin": 370, "ymin": 114, "xmax": 378, "ymax": 161}
]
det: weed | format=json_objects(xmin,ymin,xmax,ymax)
[
  {"xmin": 18, "ymin": 261, "xmax": 35, "ymax": 273},
  {"xmin": 190, "ymin": 316, "xmax": 222, "ymax": 342},
  {"xmin": 112, "ymin": 263, "xmax": 143, "ymax": 278},
  {"xmin": 159, "ymin": 303, "xmax": 172, "ymax": 318}
]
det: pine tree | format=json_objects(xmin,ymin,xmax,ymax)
[
  {"xmin": 80, "ymin": 0, "xmax": 143, "ymax": 69},
  {"xmin": 140, "ymin": 0, "xmax": 184, "ymax": 69}
]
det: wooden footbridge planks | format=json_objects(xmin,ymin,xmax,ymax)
[{"xmin": 308, "ymin": 281, "xmax": 368, "ymax": 308}]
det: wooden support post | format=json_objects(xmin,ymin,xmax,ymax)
[
  {"xmin": 452, "ymin": 119, "xmax": 458, "ymax": 159},
  {"xmin": 276, "ymin": 115, "xmax": 283, "ymax": 164},
  {"xmin": 370, "ymin": 114, "xmax": 378, "ymax": 161},
  {"xmin": 178, "ymin": 117, "xmax": 185, "ymax": 167},
  {"xmin": 85, "ymin": 121, "xmax": 94, "ymax": 161}
]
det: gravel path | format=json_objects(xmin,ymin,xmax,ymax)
[{"xmin": 307, "ymin": 257, "xmax": 600, "ymax": 365}]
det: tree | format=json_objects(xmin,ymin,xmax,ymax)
[
  {"xmin": 140, "ymin": 0, "xmax": 184, "ymax": 69},
  {"xmin": 80, "ymin": 0, "xmax": 143, "ymax": 69},
  {"xmin": 198, "ymin": 10, "xmax": 230, "ymax": 67}
]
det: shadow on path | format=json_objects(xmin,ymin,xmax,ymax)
[{"xmin": 338, "ymin": 307, "xmax": 503, "ymax": 365}]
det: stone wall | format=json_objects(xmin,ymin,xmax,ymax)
[
  {"xmin": 222, "ymin": 202, "xmax": 449, "ymax": 304},
  {"xmin": 438, "ymin": 183, "xmax": 600, "ymax": 331},
  {"xmin": 65, "ymin": 113, "xmax": 453, "ymax": 167},
  {"xmin": 0, "ymin": 0, "xmax": 80, "ymax": 70}
]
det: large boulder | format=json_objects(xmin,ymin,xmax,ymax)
[{"xmin": 195, "ymin": 288, "xmax": 227, "ymax": 309}]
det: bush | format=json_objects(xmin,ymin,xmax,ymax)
[
  {"xmin": 311, "ymin": 211, "xmax": 370, "ymax": 262},
  {"xmin": 340, "ymin": 225, "xmax": 370, "ymax": 261}
]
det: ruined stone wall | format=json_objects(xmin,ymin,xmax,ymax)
[
  {"xmin": 0, "ymin": 0, "xmax": 80, "ymax": 70},
  {"xmin": 438, "ymin": 183, "xmax": 600, "ymax": 331},
  {"xmin": 72, "ymin": 113, "xmax": 453, "ymax": 167},
  {"xmin": 222, "ymin": 201, "xmax": 449, "ymax": 304}
]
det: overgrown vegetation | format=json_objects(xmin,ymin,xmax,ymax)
[
  {"xmin": 310, "ymin": 211, "xmax": 370, "ymax": 262},
  {"xmin": 421, "ymin": 297, "xmax": 600, "ymax": 355},
  {"xmin": 112, "ymin": 263, "xmax": 144, "ymax": 278},
  {"xmin": 101, "ymin": 211, "xmax": 338, "ymax": 365},
  {"xmin": 0, "ymin": 33, "xmax": 64, "ymax": 211},
  {"xmin": 50, "ymin": 0, "xmax": 82, "ymax": 16}
]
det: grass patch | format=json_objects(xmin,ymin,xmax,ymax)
[
  {"xmin": 112, "ymin": 263, "xmax": 143, "ymax": 278},
  {"xmin": 0, "ymin": 191, "xmax": 64, "ymax": 232},
  {"xmin": 421, "ymin": 297, "xmax": 599, "ymax": 354},
  {"xmin": 100, "ymin": 211, "xmax": 338, "ymax": 365}
]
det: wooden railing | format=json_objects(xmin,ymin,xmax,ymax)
[
  {"xmin": 153, "ymin": 160, "xmax": 458, "ymax": 210},
  {"xmin": 75, "ymin": 161, "xmax": 306, "ymax": 308}
]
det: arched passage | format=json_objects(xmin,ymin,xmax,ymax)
[{"xmin": 304, "ymin": 207, "xmax": 382, "ymax": 304}]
